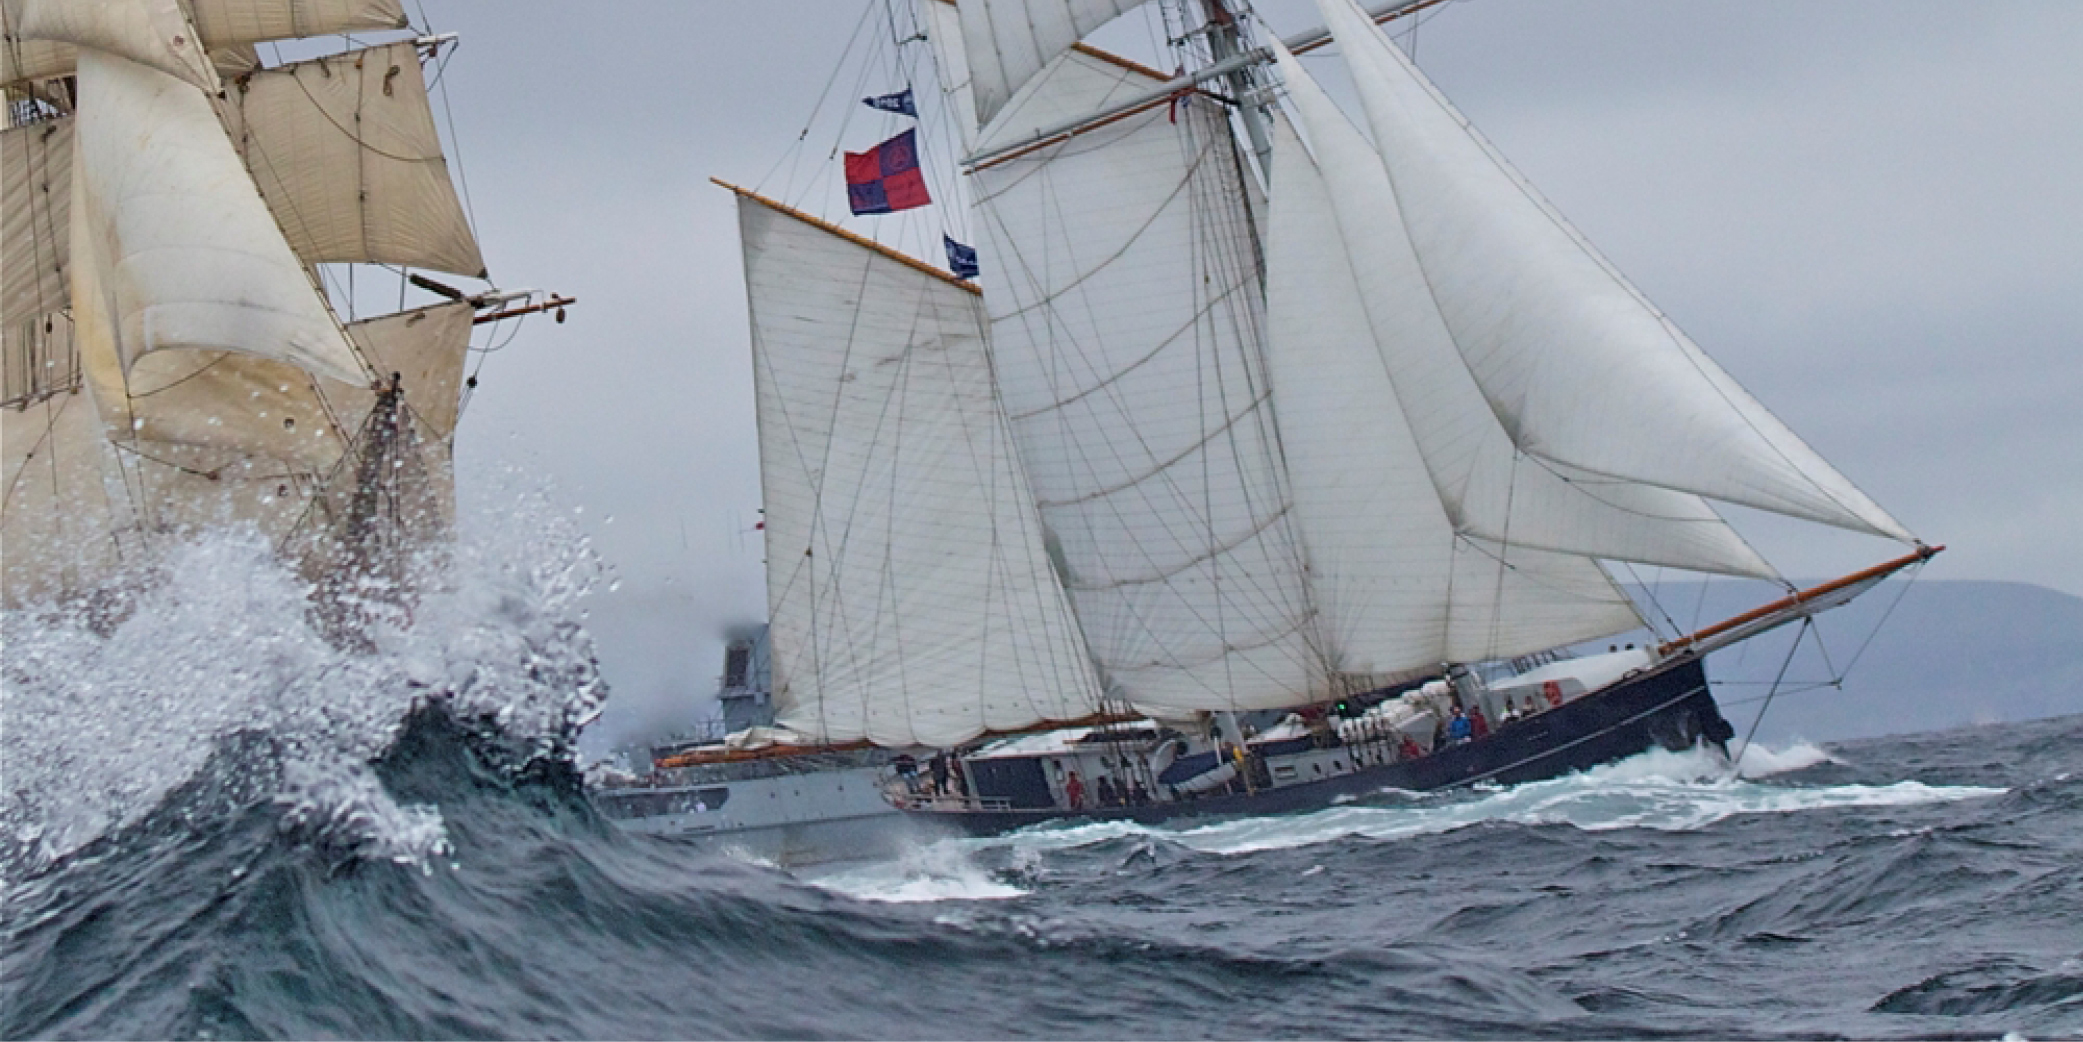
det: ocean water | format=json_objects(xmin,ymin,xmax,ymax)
[{"xmin": 4, "ymin": 531, "xmax": 2080, "ymax": 1039}]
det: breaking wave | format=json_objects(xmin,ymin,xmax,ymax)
[{"xmin": 0, "ymin": 478, "xmax": 607, "ymax": 878}]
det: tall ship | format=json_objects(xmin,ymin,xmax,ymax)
[
  {"xmin": 649, "ymin": 0, "xmax": 1938, "ymax": 837},
  {"xmin": 2, "ymin": 0, "xmax": 569, "ymax": 617}
]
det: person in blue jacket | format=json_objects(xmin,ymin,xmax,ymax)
[{"xmin": 1446, "ymin": 705, "xmax": 1473, "ymax": 744}]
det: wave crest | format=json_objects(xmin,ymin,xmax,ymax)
[{"xmin": 1, "ymin": 478, "xmax": 606, "ymax": 876}]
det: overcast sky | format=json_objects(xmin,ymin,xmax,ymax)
[{"xmin": 404, "ymin": 1, "xmax": 2082, "ymax": 749}]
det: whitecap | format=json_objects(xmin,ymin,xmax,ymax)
[
  {"xmin": 802, "ymin": 842, "xmax": 1029, "ymax": 903},
  {"xmin": 948, "ymin": 742, "xmax": 2003, "ymax": 860}
]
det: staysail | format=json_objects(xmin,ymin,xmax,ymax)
[
  {"xmin": 1313, "ymin": 0, "xmax": 1912, "ymax": 543},
  {"xmin": 732, "ymin": 187, "xmax": 1105, "ymax": 748},
  {"xmin": 1261, "ymin": 108, "xmax": 1643, "ymax": 678},
  {"xmin": 1269, "ymin": 42, "xmax": 1775, "ymax": 581}
]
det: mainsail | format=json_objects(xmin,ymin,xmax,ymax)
[
  {"xmin": 970, "ymin": 47, "xmax": 1325, "ymax": 713},
  {"xmin": 2, "ymin": 0, "xmax": 533, "ymax": 610},
  {"xmin": 730, "ymin": 186, "xmax": 1104, "ymax": 748}
]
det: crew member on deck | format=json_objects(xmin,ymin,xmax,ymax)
[
  {"xmin": 1064, "ymin": 771, "xmax": 1086, "ymax": 809},
  {"xmin": 1447, "ymin": 706, "xmax": 1473, "ymax": 744},
  {"xmin": 1400, "ymin": 734, "xmax": 1425, "ymax": 760}
]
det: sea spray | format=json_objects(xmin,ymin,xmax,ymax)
[{"xmin": 0, "ymin": 478, "xmax": 608, "ymax": 878}]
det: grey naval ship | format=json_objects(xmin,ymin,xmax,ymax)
[{"xmin": 589, "ymin": 628, "xmax": 933, "ymax": 865}]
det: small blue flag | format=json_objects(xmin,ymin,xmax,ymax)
[
  {"xmin": 944, "ymin": 235, "xmax": 979, "ymax": 280},
  {"xmin": 862, "ymin": 88, "xmax": 917, "ymax": 117}
]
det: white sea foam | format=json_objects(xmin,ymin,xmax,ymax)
[
  {"xmin": 936, "ymin": 743, "xmax": 2003, "ymax": 861},
  {"xmin": 0, "ymin": 475, "xmax": 606, "ymax": 875},
  {"xmin": 1730, "ymin": 739, "xmax": 1836, "ymax": 778},
  {"xmin": 803, "ymin": 840, "xmax": 1030, "ymax": 903}
]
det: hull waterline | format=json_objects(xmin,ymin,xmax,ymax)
[{"xmin": 910, "ymin": 655, "xmax": 1731, "ymax": 835}]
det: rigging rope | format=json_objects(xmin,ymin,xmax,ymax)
[{"xmin": 1730, "ymin": 615, "xmax": 1810, "ymax": 778}]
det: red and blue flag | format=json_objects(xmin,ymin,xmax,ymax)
[{"xmin": 845, "ymin": 128, "xmax": 930, "ymax": 215}]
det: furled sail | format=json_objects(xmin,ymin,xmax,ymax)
[
  {"xmin": 1262, "ymin": 110, "xmax": 1642, "ymax": 677},
  {"xmin": 1270, "ymin": 43, "xmax": 1775, "ymax": 580},
  {"xmin": 71, "ymin": 47, "xmax": 366, "ymax": 388},
  {"xmin": 221, "ymin": 41, "xmax": 487, "ymax": 278},
  {"xmin": 0, "ymin": 114, "xmax": 69, "ymax": 325},
  {"xmin": 1314, "ymin": 0, "xmax": 1914, "ymax": 543},
  {"xmin": 735, "ymin": 189, "xmax": 1106, "ymax": 748},
  {"xmin": 9, "ymin": 0, "xmax": 217, "ymax": 91},
  {"xmin": 956, "ymin": 0, "xmax": 1141, "ymax": 129},
  {"xmin": 972, "ymin": 48, "xmax": 1327, "ymax": 713}
]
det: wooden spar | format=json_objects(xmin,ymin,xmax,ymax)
[
  {"xmin": 711, "ymin": 178, "xmax": 982, "ymax": 295},
  {"xmin": 1291, "ymin": 0, "xmax": 1452, "ymax": 56},
  {"xmin": 649, "ymin": 711, "xmax": 1147, "ymax": 769},
  {"xmin": 964, "ymin": 42, "xmax": 1238, "ymax": 174},
  {"xmin": 474, "ymin": 294, "xmax": 577, "ymax": 325},
  {"xmin": 962, "ymin": 0, "xmax": 1444, "ymax": 171},
  {"xmin": 970, "ymin": 96, "xmax": 1179, "ymax": 172},
  {"xmin": 1658, "ymin": 544, "xmax": 1943, "ymax": 656}
]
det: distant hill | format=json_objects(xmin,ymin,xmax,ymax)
[{"xmin": 1604, "ymin": 579, "xmax": 2083, "ymax": 745}]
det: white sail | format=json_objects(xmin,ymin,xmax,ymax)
[
  {"xmin": 737, "ymin": 192, "xmax": 1105, "ymax": 749},
  {"xmin": 0, "ymin": 387, "xmax": 134, "ymax": 606},
  {"xmin": 920, "ymin": 0, "xmax": 980, "ymax": 152},
  {"xmin": 71, "ymin": 48, "xmax": 366, "ymax": 389},
  {"xmin": 973, "ymin": 48, "xmax": 1326, "ymax": 713},
  {"xmin": 957, "ymin": 0, "xmax": 1141, "ymax": 129},
  {"xmin": 222, "ymin": 41, "xmax": 487, "ymax": 278},
  {"xmin": 186, "ymin": 0, "xmax": 405, "ymax": 47},
  {"xmin": 1271, "ymin": 41, "xmax": 1776, "ymax": 580},
  {"xmin": 1315, "ymin": 0, "xmax": 1913, "ymax": 543},
  {"xmin": 11, "ymin": 0, "xmax": 216, "ymax": 91},
  {"xmin": 1, "ymin": 115, "xmax": 70, "ymax": 325},
  {"xmin": 333, "ymin": 301, "xmax": 475, "ymax": 440},
  {"xmin": 1264, "ymin": 110, "xmax": 1641, "ymax": 677},
  {"xmin": 2, "ymin": 0, "xmax": 378, "ymax": 86},
  {"xmin": 0, "ymin": 35, "xmax": 70, "ymax": 88}
]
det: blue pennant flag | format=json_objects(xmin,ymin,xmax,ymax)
[
  {"xmin": 862, "ymin": 88, "xmax": 917, "ymax": 117},
  {"xmin": 944, "ymin": 235, "xmax": 979, "ymax": 280}
]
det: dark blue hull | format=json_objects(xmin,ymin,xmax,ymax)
[{"xmin": 916, "ymin": 655, "xmax": 1731, "ymax": 835}]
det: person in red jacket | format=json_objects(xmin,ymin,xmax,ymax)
[{"xmin": 1064, "ymin": 771, "xmax": 1086, "ymax": 810}]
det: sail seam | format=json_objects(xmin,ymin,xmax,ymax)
[
  {"xmin": 1063, "ymin": 503, "xmax": 1294, "ymax": 590},
  {"xmin": 1031, "ymin": 387, "xmax": 1272, "ymax": 508}
]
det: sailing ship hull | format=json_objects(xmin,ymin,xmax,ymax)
[{"xmin": 909, "ymin": 656, "xmax": 1731, "ymax": 835}]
